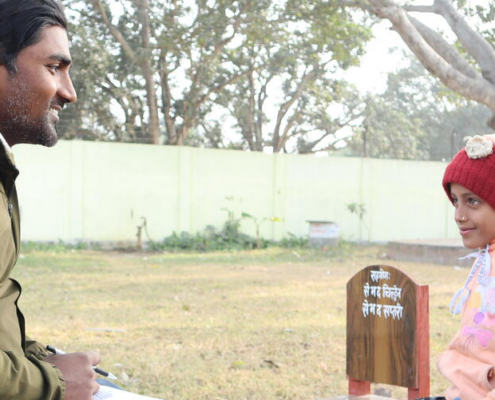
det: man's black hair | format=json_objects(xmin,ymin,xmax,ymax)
[{"xmin": 0, "ymin": 0, "xmax": 67, "ymax": 74}]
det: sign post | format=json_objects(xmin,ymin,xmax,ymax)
[{"xmin": 346, "ymin": 265, "xmax": 430, "ymax": 400}]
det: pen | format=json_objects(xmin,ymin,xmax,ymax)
[{"xmin": 46, "ymin": 345, "xmax": 118, "ymax": 380}]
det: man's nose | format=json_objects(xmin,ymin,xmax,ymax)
[{"xmin": 58, "ymin": 72, "xmax": 77, "ymax": 104}]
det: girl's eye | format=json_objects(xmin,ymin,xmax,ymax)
[
  {"xmin": 452, "ymin": 198, "xmax": 458, "ymax": 206},
  {"xmin": 469, "ymin": 198, "xmax": 481, "ymax": 205}
]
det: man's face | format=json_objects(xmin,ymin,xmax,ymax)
[{"xmin": 0, "ymin": 25, "xmax": 77, "ymax": 147}]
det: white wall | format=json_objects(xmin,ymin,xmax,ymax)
[{"xmin": 12, "ymin": 141, "xmax": 457, "ymax": 243}]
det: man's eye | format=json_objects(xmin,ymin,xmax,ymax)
[{"xmin": 47, "ymin": 65, "xmax": 60, "ymax": 72}]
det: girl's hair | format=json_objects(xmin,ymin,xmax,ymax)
[{"xmin": 0, "ymin": 0, "xmax": 67, "ymax": 74}]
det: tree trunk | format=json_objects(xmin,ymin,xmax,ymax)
[
  {"xmin": 245, "ymin": 71, "xmax": 256, "ymax": 151},
  {"xmin": 89, "ymin": 0, "xmax": 162, "ymax": 144},
  {"xmin": 159, "ymin": 57, "xmax": 177, "ymax": 145},
  {"xmin": 137, "ymin": 0, "xmax": 161, "ymax": 144},
  {"xmin": 272, "ymin": 70, "xmax": 316, "ymax": 153}
]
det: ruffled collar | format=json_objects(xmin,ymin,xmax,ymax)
[{"xmin": 451, "ymin": 243, "xmax": 493, "ymax": 316}]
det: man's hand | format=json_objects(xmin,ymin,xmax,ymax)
[{"xmin": 44, "ymin": 352, "xmax": 101, "ymax": 400}]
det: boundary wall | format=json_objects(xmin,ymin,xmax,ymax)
[{"xmin": 12, "ymin": 141, "xmax": 458, "ymax": 243}]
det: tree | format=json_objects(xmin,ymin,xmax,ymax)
[
  {"xmin": 64, "ymin": 0, "xmax": 374, "ymax": 149},
  {"xmin": 215, "ymin": 1, "xmax": 372, "ymax": 153},
  {"xmin": 346, "ymin": 0, "xmax": 495, "ymax": 130},
  {"xmin": 348, "ymin": 94, "xmax": 429, "ymax": 159},
  {"xmin": 383, "ymin": 55, "xmax": 493, "ymax": 160},
  {"xmin": 64, "ymin": 0, "xmax": 271, "ymax": 145},
  {"xmin": 344, "ymin": 54, "xmax": 493, "ymax": 160},
  {"xmin": 58, "ymin": 17, "xmax": 145, "ymax": 142}
]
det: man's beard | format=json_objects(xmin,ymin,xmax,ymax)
[{"xmin": 2, "ymin": 77, "xmax": 58, "ymax": 147}]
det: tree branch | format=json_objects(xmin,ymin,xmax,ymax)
[
  {"xmin": 369, "ymin": 2, "xmax": 495, "ymax": 113},
  {"xmin": 273, "ymin": 69, "xmax": 317, "ymax": 152},
  {"xmin": 279, "ymin": 109, "xmax": 304, "ymax": 150},
  {"xmin": 338, "ymin": 0, "xmax": 374, "ymax": 12},
  {"xmin": 403, "ymin": 5, "xmax": 437, "ymax": 13},
  {"xmin": 196, "ymin": 68, "xmax": 255, "ymax": 108},
  {"xmin": 310, "ymin": 131, "xmax": 339, "ymax": 150},
  {"xmin": 87, "ymin": 0, "xmax": 137, "ymax": 62},
  {"xmin": 432, "ymin": 0, "xmax": 495, "ymax": 84},
  {"xmin": 312, "ymin": 137, "xmax": 343, "ymax": 153},
  {"xmin": 190, "ymin": 0, "xmax": 254, "ymax": 90},
  {"xmin": 255, "ymin": 73, "xmax": 275, "ymax": 149},
  {"xmin": 408, "ymin": 15, "xmax": 482, "ymax": 80},
  {"xmin": 210, "ymin": 0, "xmax": 253, "ymax": 59}
]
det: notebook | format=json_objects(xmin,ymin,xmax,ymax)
[{"xmin": 93, "ymin": 386, "xmax": 163, "ymax": 400}]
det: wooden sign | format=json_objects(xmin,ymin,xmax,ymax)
[{"xmin": 346, "ymin": 265, "xmax": 429, "ymax": 400}]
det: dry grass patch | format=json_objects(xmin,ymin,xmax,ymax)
[{"xmin": 12, "ymin": 246, "xmax": 464, "ymax": 400}]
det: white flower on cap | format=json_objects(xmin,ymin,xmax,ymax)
[{"xmin": 464, "ymin": 135, "xmax": 494, "ymax": 159}]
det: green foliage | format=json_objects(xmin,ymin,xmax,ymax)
[
  {"xmin": 148, "ymin": 209, "xmax": 304, "ymax": 252},
  {"xmin": 346, "ymin": 203, "xmax": 366, "ymax": 221},
  {"xmin": 343, "ymin": 54, "xmax": 493, "ymax": 161},
  {"xmin": 20, "ymin": 234, "xmax": 348, "ymax": 253},
  {"xmin": 214, "ymin": 1, "xmax": 372, "ymax": 153},
  {"xmin": 21, "ymin": 240, "xmax": 93, "ymax": 253},
  {"xmin": 346, "ymin": 202, "xmax": 370, "ymax": 242},
  {"xmin": 241, "ymin": 212, "xmax": 282, "ymax": 249},
  {"xmin": 63, "ymin": 0, "xmax": 372, "ymax": 151},
  {"xmin": 147, "ymin": 200, "xmax": 263, "ymax": 253},
  {"xmin": 279, "ymin": 233, "xmax": 309, "ymax": 249},
  {"xmin": 148, "ymin": 225, "xmax": 255, "ymax": 253},
  {"xmin": 349, "ymin": 94, "xmax": 429, "ymax": 160}
]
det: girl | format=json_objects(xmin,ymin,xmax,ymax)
[{"xmin": 438, "ymin": 134, "xmax": 495, "ymax": 400}]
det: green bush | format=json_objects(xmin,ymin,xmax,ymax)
[
  {"xmin": 148, "ymin": 227, "xmax": 310, "ymax": 253},
  {"xmin": 21, "ymin": 240, "xmax": 92, "ymax": 252},
  {"xmin": 279, "ymin": 233, "xmax": 309, "ymax": 248},
  {"xmin": 148, "ymin": 222, "xmax": 258, "ymax": 252}
]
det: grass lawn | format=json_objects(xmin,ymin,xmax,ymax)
[{"xmin": 11, "ymin": 245, "xmax": 464, "ymax": 400}]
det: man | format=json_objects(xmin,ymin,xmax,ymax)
[{"xmin": 0, "ymin": 1, "xmax": 101, "ymax": 399}]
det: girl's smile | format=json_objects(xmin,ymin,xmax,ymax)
[{"xmin": 459, "ymin": 227, "xmax": 476, "ymax": 236}]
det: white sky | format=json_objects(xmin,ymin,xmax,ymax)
[
  {"xmin": 344, "ymin": 10, "xmax": 454, "ymax": 94},
  {"xmin": 345, "ymin": 24, "xmax": 408, "ymax": 94}
]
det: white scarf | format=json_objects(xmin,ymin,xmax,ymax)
[{"xmin": 450, "ymin": 245, "xmax": 492, "ymax": 316}]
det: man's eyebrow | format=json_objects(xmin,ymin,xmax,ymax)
[{"xmin": 47, "ymin": 54, "xmax": 72, "ymax": 66}]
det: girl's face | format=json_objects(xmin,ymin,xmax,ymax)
[{"xmin": 451, "ymin": 183, "xmax": 495, "ymax": 249}]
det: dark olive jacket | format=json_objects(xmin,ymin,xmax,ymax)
[{"xmin": 0, "ymin": 141, "xmax": 65, "ymax": 400}]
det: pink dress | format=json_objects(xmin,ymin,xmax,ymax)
[{"xmin": 438, "ymin": 242, "xmax": 495, "ymax": 400}]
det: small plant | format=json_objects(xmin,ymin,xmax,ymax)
[
  {"xmin": 241, "ymin": 213, "xmax": 282, "ymax": 249},
  {"xmin": 20, "ymin": 240, "xmax": 92, "ymax": 252},
  {"xmin": 220, "ymin": 196, "xmax": 247, "ymax": 245},
  {"xmin": 279, "ymin": 233, "xmax": 308, "ymax": 248},
  {"xmin": 346, "ymin": 202, "xmax": 370, "ymax": 242},
  {"xmin": 346, "ymin": 203, "xmax": 366, "ymax": 220},
  {"xmin": 136, "ymin": 217, "xmax": 151, "ymax": 251}
]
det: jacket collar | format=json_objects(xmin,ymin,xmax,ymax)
[
  {"xmin": 0, "ymin": 132, "xmax": 19, "ymax": 195},
  {"xmin": 0, "ymin": 132, "xmax": 17, "ymax": 171}
]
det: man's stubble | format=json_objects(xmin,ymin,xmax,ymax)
[{"xmin": 3, "ymin": 76, "xmax": 58, "ymax": 147}]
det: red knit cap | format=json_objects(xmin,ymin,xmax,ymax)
[{"xmin": 443, "ymin": 135, "xmax": 495, "ymax": 209}]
